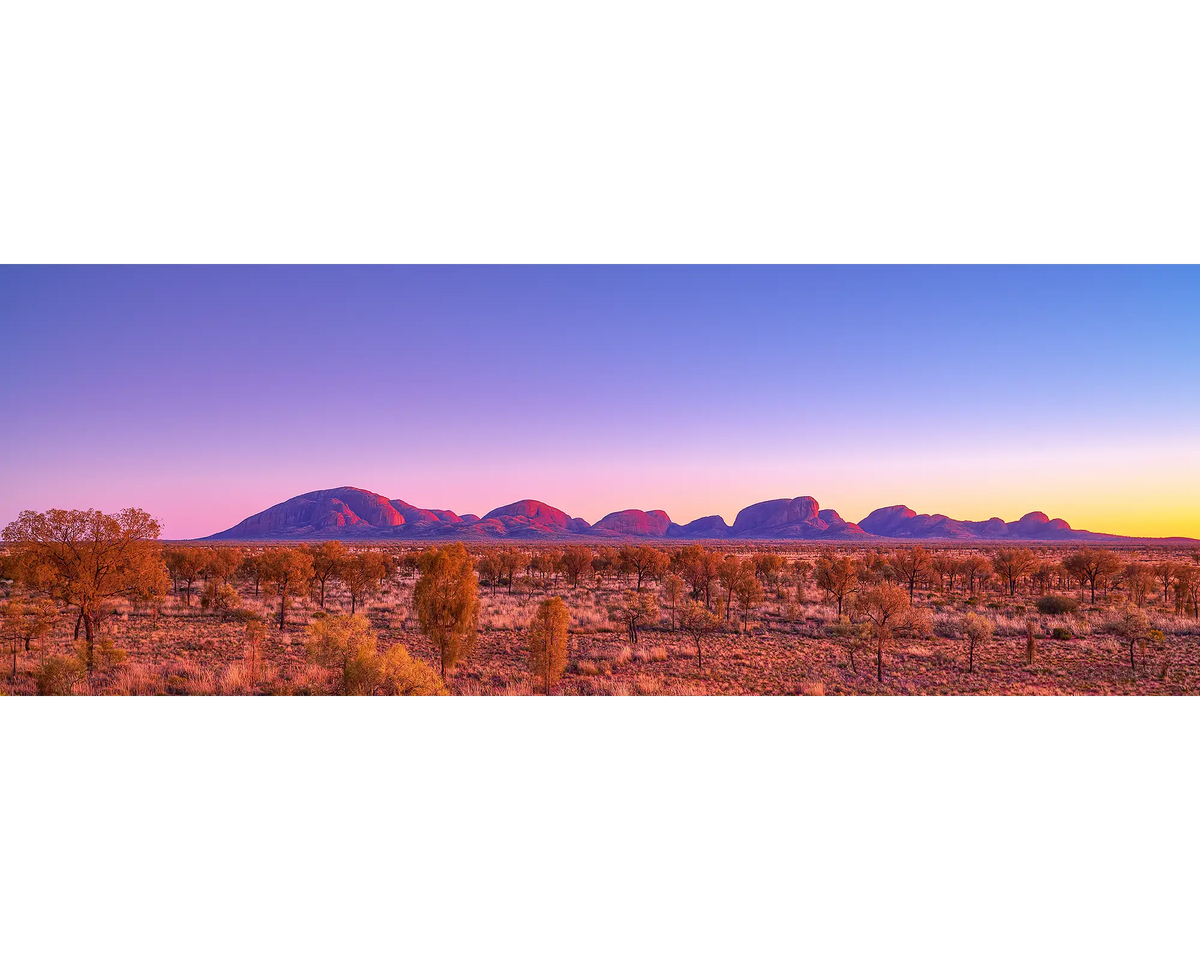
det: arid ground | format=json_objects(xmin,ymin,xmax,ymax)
[{"xmin": 3, "ymin": 541, "xmax": 1198, "ymax": 696}]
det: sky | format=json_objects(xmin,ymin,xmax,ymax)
[{"xmin": 1, "ymin": 265, "xmax": 1198, "ymax": 540}]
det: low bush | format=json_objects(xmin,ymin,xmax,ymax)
[{"xmin": 1037, "ymin": 595, "xmax": 1080, "ymax": 616}]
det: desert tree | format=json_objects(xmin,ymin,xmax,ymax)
[
  {"xmin": 239, "ymin": 551, "xmax": 264, "ymax": 598},
  {"xmin": 959, "ymin": 612, "xmax": 994, "ymax": 674},
  {"xmin": 661, "ymin": 572, "xmax": 686, "ymax": 629},
  {"xmin": 961, "ymin": 554, "xmax": 993, "ymax": 597},
  {"xmin": 1105, "ymin": 605, "xmax": 1151, "ymax": 679},
  {"xmin": 1, "ymin": 597, "xmax": 55, "ymax": 678},
  {"xmin": 339, "ymin": 550, "xmax": 387, "ymax": 614},
  {"xmin": 855, "ymin": 581, "xmax": 910, "ymax": 682},
  {"xmin": 528, "ymin": 596, "xmax": 570, "ymax": 694},
  {"xmin": 475, "ymin": 551, "xmax": 502, "ymax": 596},
  {"xmin": 414, "ymin": 543, "xmax": 480, "ymax": 678},
  {"xmin": 164, "ymin": 546, "xmax": 206, "ymax": 607},
  {"xmin": 678, "ymin": 600, "xmax": 720, "ymax": 670},
  {"xmin": 1153, "ymin": 561, "xmax": 1177, "ymax": 604},
  {"xmin": 717, "ymin": 556, "xmax": 754, "ymax": 620},
  {"xmin": 622, "ymin": 546, "xmax": 668, "ymax": 592},
  {"xmin": 1064, "ymin": 548, "xmax": 1122, "ymax": 603},
  {"xmin": 752, "ymin": 553, "xmax": 785, "ymax": 588},
  {"xmin": 244, "ymin": 617, "xmax": 268, "ymax": 683},
  {"xmin": 830, "ymin": 616, "xmax": 870, "ymax": 673},
  {"xmin": 676, "ymin": 544, "xmax": 719, "ymax": 607},
  {"xmin": 814, "ymin": 553, "xmax": 858, "ymax": 617},
  {"xmin": 889, "ymin": 546, "xmax": 932, "ymax": 601},
  {"xmin": 733, "ymin": 572, "xmax": 765, "ymax": 630},
  {"xmin": 259, "ymin": 547, "xmax": 315, "ymax": 630},
  {"xmin": 559, "ymin": 546, "xmax": 594, "ymax": 590},
  {"xmin": 306, "ymin": 541, "xmax": 348, "ymax": 609},
  {"xmin": 1123, "ymin": 562, "xmax": 1153, "ymax": 607},
  {"xmin": 991, "ymin": 548, "xmax": 1037, "ymax": 597},
  {"xmin": 3, "ymin": 508, "xmax": 167, "ymax": 674},
  {"xmin": 608, "ymin": 590, "xmax": 660, "ymax": 646}
]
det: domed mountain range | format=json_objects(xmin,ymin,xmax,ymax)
[{"xmin": 203, "ymin": 486, "xmax": 1190, "ymax": 542}]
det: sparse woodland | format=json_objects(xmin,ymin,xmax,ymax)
[{"xmin": 3, "ymin": 509, "xmax": 1200, "ymax": 695}]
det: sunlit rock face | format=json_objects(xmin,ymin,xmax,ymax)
[{"xmin": 593, "ymin": 509, "xmax": 672, "ymax": 537}]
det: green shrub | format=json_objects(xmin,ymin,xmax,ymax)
[
  {"xmin": 1051, "ymin": 627, "xmax": 1073, "ymax": 641},
  {"xmin": 1037, "ymin": 595, "xmax": 1080, "ymax": 616},
  {"xmin": 36, "ymin": 655, "xmax": 86, "ymax": 695}
]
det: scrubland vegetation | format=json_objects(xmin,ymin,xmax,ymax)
[{"xmin": 3, "ymin": 508, "xmax": 1200, "ymax": 695}]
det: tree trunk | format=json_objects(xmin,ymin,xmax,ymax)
[
  {"xmin": 876, "ymin": 641, "xmax": 883, "ymax": 682},
  {"xmin": 83, "ymin": 614, "xmax": 96, "ymax": 674},
  {"xmin": 968, "ymin": 644, "xmax": 974, "ymax": 673}
]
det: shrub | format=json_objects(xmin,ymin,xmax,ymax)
[
  {"xmin": 1051, "ymin": 627, "xmax": 1073, "ymax": 641},
  {"xmin": 36, "ymin": 655, "xmax": 86, "ymax": 695},
  {"xmin": 1037, "ymin": 595, "xmax": 1080, "ymax": 616}
]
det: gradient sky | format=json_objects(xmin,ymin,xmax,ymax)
[{"xmin": 1, "ymin": 265, "xmax": 1198, "ymax": 539}]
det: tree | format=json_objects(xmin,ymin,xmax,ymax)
[
  {"xmin": 307, "ymin": 541, "xmax": 347, "ymax": 609},
  {"xmin": 244, "ymin": 618, "xmax": 268, "ymax": 683},
  {"xmin": 3, "ymin": 508, "xmax": 167, "ymax": 674},
  {"xmin": 752, "ymin": 553, "xmax": 785, "ymax": 588},
  {"xmin": 814, "ymin": 553, "xmax": 858, "ymax": 617},
  {"xmin": 1064, "ymin": 548, "xmax": 1123, "ymax": 603},
  {"xmin": 259, "ymin": 547, "xmax": 314, "ymax": 630},
  {"xmin": 559, "ymin": 546, "xmax": 594, "ymax": 590},
  {"xmin": 608, "ymin": 591, "xmax": 660, "ymax": 646},
  {"xmin": 476, "ymin": 551, "xmax": 503, "ymax": 596},
  {"xmin": 959, "ymin": 612, "xmax": 994, "ymax": 674},
  {"xmin": 717, "ymin": 556, "xmax": 753, "ymax": 620},
  {"xmin": 1, "ymin": 598, "xmax": 54, "ymax": 678},
  {"xmin": 619, "ymin": 546, "xmax": 667, "ymax": 592},
  {"xmin": 733, "ymin": 573, "xmax": 765, "ymax": 629},
  {"xmin": 164, "ymin": 545, "xmax": 205, "ymax": 607},
  {"xmin": 1123, "ymin": 562, "xmax": 1153, "ymax": 607},
  {"xmin": 413, "ymin": 543, "xmax": 479, "ymax": 677},
  {"xmin": 1153, "ymin": 561, "xmax": 1177, "ymax": 605},
  {"xmin": 661, "ymin": 573, "xmax": 686, "ymax": 629},
  {"xmin": 676, "ymin": 545, "xmax": 719, "ymax": 607},
  {"xmin": 203, "ymin": 546, "xmax": 244, "ymax": 588},
  {"xmin": 499, "ymin": 548, "xmax": 526, "ymax": 594},
  {"xmin": 889, "ymin": 547, "xmax": 931, "ymax": 601},
  {"xmin": 856, "ymin": 582, "xmax": 910, "ymax": 682},
  {"xmin": 961, "ymin": 555, "xmax": 993, "ymax": 596},
  {"xmin": 991, "ymin": 548, "xmax": 1037, "ymax": 597},
  {"xmin": 239, "ymin": 551, "xmax": 264, "ymax": 598},
  {"xmin": 1105, "ymin": 606, "xmax": 1151, "ymax": 680},
  {"xmin": 528, "ymin": 596, "xmax": 570, "ymax": 694},
  {"xmin": 339, "ymin": 551, "xmax": 387, "ymax": 614},
  {"xmin": 678, "ymin": 601, "xmax": 720, "ymax": 670}
]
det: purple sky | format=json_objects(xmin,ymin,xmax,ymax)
[{"xmin": 2, "ymin": 265, "xmax": 1198, "ymax": 539}]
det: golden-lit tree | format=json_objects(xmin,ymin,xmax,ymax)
[
  {"xmin": 1064, "ymin": 548, "xmax": 1122, "ymax": 603},
  {"xmin": 960, "ymin": 554, "xmax": 993, "ymax": 596},
  {"xmin": 559, "ymin": 546, "xmax": 594, "ymax": 590},
  {"xmin": 676, "ymin": 545, "xmax": 719, "ymax": 607},
  {"xmin": 814, "ymin": 553, "xmax": 858, "ymax": 617},
  {"xmin": 620, "ymin": 546, "xmax": 667, "ymax": 592},
  {"xmin": 889, "ymin": 546, "xmax": 932, "ymax": 601},
  {"xmin": 959, "ymin": 611, "xmax": 994, "ymax": 674},
  {"xmin": 733, "ymin": 572, "xmax": 765, "ymax": 629},
  {"xmin": 307, "ymin": 541, "xmax": 348, "ymax": 609},
  {"xmin": 608, "ymin": 590, "xmax": 660, "ymax": 646},
  {"xmin": 339, "ymin": 551, "xmax": 387, "ymax": 614},
  {"xmin": 661, "ymin": 572, "xmax": 686, "ymax": 629},
  {"xmin": 1, "ymin": 597, "xmax": 54, "ymax": 678},
  {"xmin": 259, "ymin": 547, "xmax": 314, "ymax": 630},
  {"xmin": 3, "ymin": 508, "xmax": 167, "ymax": 674},
  {"xmin": 678, "ymin": 600, "xmax": 720, "ymax": 670},
  {"xmin": 305, "ymin": 612, "xmax": 383, "ymax": 695},
  {"xmin": 1123, "ymin": 562, "xmax": 1153, "ymax": 607},
  {"xmin": 1105, "ymin": 605, "xmax": 1151, "ymax": 679},
  {"xmin": 244, "ymin": 618, "xmax": 268, "ymax": 683},
  {"xmin": 414, "ymin": 543, "xmax": 479, "ymax": 677},
  {"xmin": 528, "ymin": 596, "xmax": 570, "ymax": 694},
  {"xmin": 717, "ymin": 556, "xmax": 753, "ymax": 620},
  {"xmin": 855, "ymin": 582, "xmax": 910, "ymax": 682},
  {"xmin": 164, "ymin": 545, "xmax": 205, "ymax": 607},
  {"xmin": 991, "ymin": 548, "xmax": 1037, "ymax": 597}
]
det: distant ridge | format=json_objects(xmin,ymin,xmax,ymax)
[{"xmin": 204, "ymin": 486, "xmax": 1198, "ymax": 543}]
